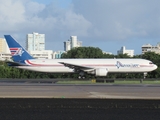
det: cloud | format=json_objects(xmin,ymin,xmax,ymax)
[
  {"xmin": 0, "ymin": 0, "xmax": 91, "ymax": 40},
  {"xmin": 60, "ymin": 10, "xmax": 92, "ymax": 36},
  {"xmin": 0, "ymin": 0, "xmax": 160, "ymax": 54},
  {"xmin": 72, "ymin": 0, "xmax": 160, "ymax": 41},
  {"xmin": 0, "ymin": 0, "xmax": 25, "ymax": 31},
  {"xmin": 25, "ymin": 1, "xmax": 45, "ymax": 16}
]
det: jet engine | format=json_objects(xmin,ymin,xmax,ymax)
[{"xmin": 95, "ymin": 68, "xmax": 108, "ymax": 76}]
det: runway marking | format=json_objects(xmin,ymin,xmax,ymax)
[
  {"xmin": 89, "ymin": 92, "xmax": 131, "ymax": 98},
  {"xmin": 89, "ymin": 92, "xmax": 160, "ymax": 99}
]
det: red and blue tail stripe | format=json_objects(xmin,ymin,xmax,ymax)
[{"xmin": 10, "ymin": 48, "xmax": 19, "ymax": 56}]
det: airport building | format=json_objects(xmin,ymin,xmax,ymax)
[
  {"xmin": 0, "ymin": 38, "xmax": 10, "ymax": 53},
  {"xmin": 103, "ymin": 51, "xmax": 113, "ymax": 55},
  {"xmin": 0, "ymin": 53, "xmax": 11, "ymax": 61},
  {"xmin": 117, "ymin": 46, "xmax": 134, "ymax": 57},
  {"xmin": 53, "ymin": 51, "xmax": 65, "ymax": 59},
  {"xmin": 0, "ymin": 38, "xmax": 11, "ymax": 61},
  {"xmin": 29, "ymin": 50, "xmax": 53, "ymax": 59},
  {"xmin": 26, "ymin": 32, "xmax": 45, "ymax": 52},
  {"xmin": 29, "ymin": 50, "xmax": 66, "ymax": 59},
  {"xmin": 141, "ymin": 43, "xmax": 160, "ymax": 54},
  {"xmin": 64, "ymin": 36, "xmax": 82, "ymax": 51}
]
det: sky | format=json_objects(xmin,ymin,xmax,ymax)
[{"xmin": 0, "ymin": 0, "xmax": 160, "ymax": 55}]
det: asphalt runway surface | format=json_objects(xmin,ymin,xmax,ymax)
[
  {"xmin": 1, "ymin": 98, "xmax": 160, "ymax": 120},
  {"xmin": 0, "ymin": 79, "xmax": 160, "ymax": 119},
  {"xmin": 0, "ymin": 81, "xmax": 160, "ymax": 99}
]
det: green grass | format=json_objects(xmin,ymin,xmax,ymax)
[
  {"xmin": 57, "ymin": 80, "xmax": 93, "ymax": 84},
  {"xmin": 114, "ymin": 80, "xmax": 160, "ymax": 84},
  {"xmin": 57, "ymin": 79, "xmax": 160, "ymax": 84}
]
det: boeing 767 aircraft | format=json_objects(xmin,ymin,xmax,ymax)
[{"xmin": 4, "ymin": 35, "xmax": 157, "ymax": 78}]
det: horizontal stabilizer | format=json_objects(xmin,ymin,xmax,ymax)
[{"xmin": 6, "ymin": 61, "xmax": 29, "ymax": 66}]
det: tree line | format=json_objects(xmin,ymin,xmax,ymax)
[{"xmin": 0, "ymin": 47, "xmax": 160, "ymax": 79}]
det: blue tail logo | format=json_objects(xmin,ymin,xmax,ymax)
[{"xmin": 10, "ymin": 48, "xmax": 24, "ymax": 56}]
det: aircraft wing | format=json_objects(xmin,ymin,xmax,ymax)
[
  {"xmin": 59, "ymin": 62, "xmax": 94, "ymax": 71},
  {"xmin": 6, "ymin": 61, "xmax": 29, "ymax": 66}
]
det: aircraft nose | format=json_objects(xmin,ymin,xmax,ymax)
[{"xmin": 154, "ymin": 64, "xmax": 158, "ymax": 70}]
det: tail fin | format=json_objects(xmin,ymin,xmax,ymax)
[{"xmin": 4, "ymin": 35, "xmax": 34, "ymax": 63}]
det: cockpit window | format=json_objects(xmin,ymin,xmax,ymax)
[{"xmin": 149, "ymin": 62, "xmax": 153, "ymax": 64}]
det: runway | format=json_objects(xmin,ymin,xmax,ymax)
[
  {"xmin": 1, "ymin": 81, "xmax": 160, "ymax": 119},
  {"xmin": 0, "ymin": 82, "xmax": 160, "ymax": 99}
]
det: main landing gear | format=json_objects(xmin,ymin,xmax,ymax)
[
  {"xmin": 78, "ymin": 72, "xmax": 86, "ymax": 79},
  {"xmin": 78, "ymin": 75, "xmax": 86, "ymax": 79}
]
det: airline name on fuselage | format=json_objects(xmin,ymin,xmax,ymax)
[{"xmin": 116, "ymin": 61, "xmax": 139, "ymax": 68}]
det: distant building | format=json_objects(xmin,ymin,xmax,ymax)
[
  {"xmin": 64, "ymin": 40, "xmax": 71, "ymax": 51},
  {"xmin": 141, "ymin": 43, "xmax": 160, "ymax": 54},
  {"xmin": 53, "ymin": 51, "xmax": 65, "ymax": 59},
  {"xmin": 0, "ymin": 38, "xmax": 10, "ymax": 53},
  {"xmin": 26, "ymin": 32, "xmax": 45, "ymax": 52},
  {"xmin": 29, "ymin": 50, "xmax": 66, "ymax": 59},
  {"xmin": 0, "ymin": 38, "xmax": 11, "ymax": 61},
  {"xmin": 29, "ymin": 50, "xmax": 53, "ymax": 59},
  {"xmin": 117, "ymin": 46, "xmax": 134, "ymax": 57},
  {"xmin": 64, "ymin": 36, "xmax": 82, "ymax": 51},
  {"xmin": 103, "ymin": 51, "xmax": 112, "ymax": 55},
  {"xmin": 0, "ymin": 53, "xmax": 11, "ymax": 61}
]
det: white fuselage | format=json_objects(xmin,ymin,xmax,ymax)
[{"xmin": 15, "ymin": 59, "xmax": 157, "ymax": 73}]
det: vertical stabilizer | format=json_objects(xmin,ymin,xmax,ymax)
[{"xmin": 4, "ymin": 35, "xmax": 34, "ymax": 63}]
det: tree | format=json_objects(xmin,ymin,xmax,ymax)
[
  {"xmin": 61, "ymin": 47, "xmax": 104, "ymax": 58},
  {"xmin": 115, "ymin": 53, "xmax": 131, "ymax": 58},
  {"xmin": 103, "ymin": 54, "xmax": 115, "ymax": 58},
  {"xmin": 141, "ymin": 52, "xmax": 160, "ymax": 78}
]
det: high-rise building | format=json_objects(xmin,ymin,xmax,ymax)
[
  {"xmin": 0, "ymin": 38, "xmax": 10, "ymax": 53},
  {"xmin": 26, "ymin": 32, "xmax": 45, "ymax": 51},
  {"xmin": 64, "ymin": 40, "xmax": 71, "ymax": 51},
  {"xmin": 117, "ymin": 46, "xmax": 134, "ymax": 57},
  {"xmin": 0, "ymin": 38, "xmax": 11, "ymax": 61},
  {"xmin": 64, "ymin": 36, "xmax": 82, "ymax": 51}
]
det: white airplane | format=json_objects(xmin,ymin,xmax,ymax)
[{"xmin": 4, "ymin": 35, "xmax": 157, "ymax": 78}]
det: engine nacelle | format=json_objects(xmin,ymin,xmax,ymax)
[{"xmin": 95, "ymin": 68, "xmax": 108, "ymax": 76}]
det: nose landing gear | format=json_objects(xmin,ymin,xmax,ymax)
[{"xmin": 140, "ymin": 72, "xmax": 147, "ymax": 83}]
